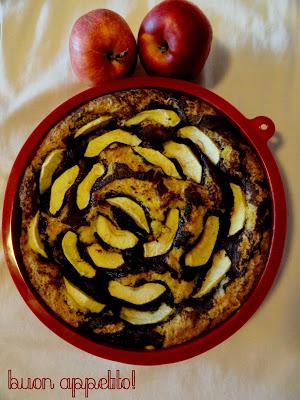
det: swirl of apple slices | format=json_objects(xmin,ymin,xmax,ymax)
[
  {"xmin": 108, "ymin": 281, "xmax": 166, "ymax": 305},
  {"xmin": 106, "ymin": 196, "xmax": 150, "ymax": 233},
  {"xmin": 76, "ymin": 163, "xmax": 105, "ymax": 210},
  {"xmin": 228, "ymin": 183, "xmax": 246, "ymax": 236},
  {"xmin": 84, "ymin": 129, "xmax": 141, "ymax": 157},
  {"xmin": 28, "ymin": 211, "xmax": 47, "ymax": 258},
  {"xmin": 163, "ymin": 141, "xmax": 202, "ymax": 183},
  {"xmin": 185, "ymin": 215, "xmax": 219, "ymax": 267},
  {"xmin": 144, "ymin": 209, "xmax": 180, "ymax": 257},
  {"xmin": 74, "ymin": 115, "xmax": 112, "ymax": 138},
  {"xmin": 64, "ymin": 277, "xmax": 105, "ymax": 313},
  {"xmin": 133, "ymin": 146, "xmax": 181, "ymax": 178},
  {"xmin": 39, "ymin": 149, "xmax": 64, "ymax": 194},
  {"xmin": 87, "ymin": 243, "xmax": 124, "ymax": 269},
  {"xmin": 96, "ymin": 215, "xmax": 138, "ymax": 250},
  {"xmin": 177, "ymin": 126, "xmax": 220, "ymax": 165},
  {"xmin": 193, "ymin": 250, "xmax": 231, "ymax": 298},
  {"xmin": 124, "ymin": 109, "xmax": 180, "ymax": 127},
  {"xmin": 120, "ymin": 303, "xmax": 173, "ymax": 325},
  {"xmin": 49, "ymin": 165, "xmax": 79, "ymax": 215},
  {"xmin": 62, "ymin": 231, "xmax": 96, "ymax": 278}
]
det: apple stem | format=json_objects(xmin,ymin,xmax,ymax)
[
  {"xmin": 158, "ymin": 41, "xmax": 169, "ymax": 54},
  {"xmin": 107, "ymin": 48, "xmax": 128, "ymax": 63}
]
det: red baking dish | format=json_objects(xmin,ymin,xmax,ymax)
[{"xmin": 2, "ymin": 77, "xmax": 286, "ymax": 365}]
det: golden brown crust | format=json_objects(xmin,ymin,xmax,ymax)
[{"xmin": 19, "ymin": 88, "xmax": 272, "ymax": 349}]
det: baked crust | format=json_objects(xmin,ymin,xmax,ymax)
[{"xmin": 19, "ymin": 88, "xmax": 272, "ymax": 349}]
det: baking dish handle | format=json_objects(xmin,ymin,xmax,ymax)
[{"xmin": 248, "ymin": 116, "xmax": 275, "ymax": 142}]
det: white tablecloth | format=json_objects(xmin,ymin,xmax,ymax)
[{"xmin": 1, "ymin": 1, "xmax": 299, "ymax": 399}]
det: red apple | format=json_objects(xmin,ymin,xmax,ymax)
[
  {"xmin": 69, "ymin": 9, "xmax": 137, "ymax": 85},
  {"xmin": 138, "ymin": 0, "xmax": 212, "ymax": 80}
]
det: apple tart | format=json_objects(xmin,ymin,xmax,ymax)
[{"xmin": 19, "ymin": 88, "xmax": 272, "ymax": 349}]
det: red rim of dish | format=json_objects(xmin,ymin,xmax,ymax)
[{"xmin": 2, "ymin": 77, "xmax": 287, "ymax": 365}]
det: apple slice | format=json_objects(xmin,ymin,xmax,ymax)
[
  {"xmin": 87, "ymin": 243, "xmax": 124, "ymax": 269},
  {"xmin": 133, "ymin": 146, "xmax": 181, "ymax": 178},
  {"xmin": 177, "ymin": 126, "xmax": 220, "ymax": 164},
  {"xmin": 96, "ymin": 215, "xmax": 138, "ymax": 249},
  {"xmin": 163, "ymin": 141, "xmax": 202, "ymax": 183},
  {"xmin": 108, "ymin": 281, "xmax": 166, "ymax": 305},
  {"xmin": 144, "ymin": 209, "xmax": 179, "ymax": 257},
  {"xmin": 193, "ymin": 250, "xmax": 231, "ymax": 298},
  {"xmin": 74, "ymin": 115, "xmax": 112, "ymax": 138},
  {"xmin": 185, "ymin": 215, "xmax": 219, "ymax": 267},
  {"xmin": 28, "ymin": 211, "xmax": 47, "ymax": 258},
  {"xmin": 49, "ymin": 165, "xmax": 79, "ymax": 215},
  {"xmin": 84, "ymin": 129, "xmax": 141, "ymax": 157},
  {"xmin": 107, "ymin": 196, "xmax": 150, "ymax": 233},
  {"xmin": 120, "ymin": 303, "xmax": 173, "ymax": 325},
  {"xmin": 62, "ymin": 231, "xmax": 95, "ymax": 278},
  {"xmin": 39, "ymin": 149, "xmax": 64, "ymax": 194},
  {"xmin": 124, "ymin": 109, "xmax": 180, "ymax": 127},
  {"xmin": 229, "ymin": 183, "xmax": 246, "ymax": 236},
  {"xmin": 76, "ymin": 163, "xmax": 105, "ymax": 210},
  {"xmin": 63, "ymin": 277, "xmax": 105, "ymax": 313}
]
